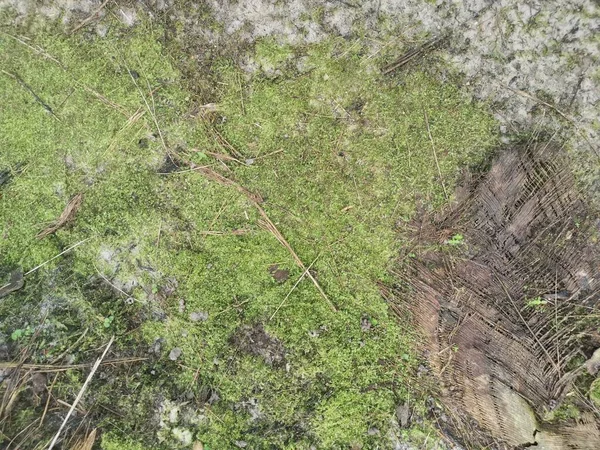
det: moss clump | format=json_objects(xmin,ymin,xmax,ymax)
[
  {"xmin": 590, "ymin": 378, "xmax": 600, "ymax": 408},
  {"xmin": 0, "ymin": 14, "xmax": 497, "ymax": 450}
]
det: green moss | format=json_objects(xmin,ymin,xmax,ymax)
[
  {"xmin": 0, "ymin": 15, "xmax": 497, "ymax": 450},
  {"xmin": 590, "ymin": 378, "xmax": 600, "ymax": 408}
]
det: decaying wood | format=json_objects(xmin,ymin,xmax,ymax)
[{"xmin": 391, "ymin": 142, "xmax": 600, "ymax": 447}]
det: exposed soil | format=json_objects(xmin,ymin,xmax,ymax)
[{"xmin": 231, "ymin": 323, "xmax": 286, "ymax": 367}]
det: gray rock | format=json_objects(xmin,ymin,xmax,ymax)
[
  {"xmin": 396, "ymin": 403, "xmax": 410, "ymax": 428},
  {"xmin": 190, "ymin": 311, "xmax": 209, "ymax": 322},
  {"xmin": 169, "ymin": 347, "xmax": 182, "ymax": 361}
]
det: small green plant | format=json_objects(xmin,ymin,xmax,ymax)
[
  {"xmin": 11, "ymin": 325, "xmax": 34, "ymax": 341},
  {"xmin": 103, "ymin": 315, "xmax": 115, "ymax": 328},
  {"xmin": 526, "ymin": 297, "xmax": 548, "ymax": 308},
  {"xmin": 446, "ymin": 234, "xmax": 464, "ymax": 246}
]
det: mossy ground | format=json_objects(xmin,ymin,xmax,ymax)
[{"xmin": 0, "ymin": 13, "xmax": 497, "ymax": 450}]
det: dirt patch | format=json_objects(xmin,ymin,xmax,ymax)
[
  {"xmin": 394, "ymin": 141, "xmax": 600, "ymax": 448},
  {"xmin": 231, "ymin": 323, "xmax": 286, "ymax": 367},
  {"xmin": 268, "ymin": 264, "xmax": 289, "ymax": 283}
]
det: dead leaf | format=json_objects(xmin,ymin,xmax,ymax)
[
  {"xmin": 37, "ymin": 193, "xmax": 83, "ymax": 239},
  {"xmin": 71, "ymin": 428, "xmax": 97, "ymax": 450}
]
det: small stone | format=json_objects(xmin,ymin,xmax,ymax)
[
  {"xmin": 149, "ymin": 337, "xmax": 163, "ymax": 355},
  {"xmin": 169, "ymin": 347, "xmax": 182, "ymax": 361},
  {"xmin": 245, "ymin": 158, "xmax": 255, "ymax": 165},
  {"xmin": 31, "ymin": 372, "xmax": 47, "ymax": 394},
  {"xmin": 585, "ymin": 348, "xmax": 600, "ymax": 375},
  {"xmin": 190, "ymin": 311, "xmax": 209, "ymax": 322},
  {"xmin": 367, "ymin": 427, "xmax": 380, "ymax": 435},
  {"xmin": 361, "ymin": 316, "xmax": 372, "ymax": 332},
  {"xmin": 396, "ymin": 403, "xmax": 410, "ymax": 428},
  {"xmin": 234, "ymin": 441, "xmax": 247, "ymax": 448}
]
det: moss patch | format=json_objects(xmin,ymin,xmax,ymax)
[{"xmin": 0, "ymin": 15, "xmax": 497, "ymax": 450}]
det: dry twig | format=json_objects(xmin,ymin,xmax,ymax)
[
  {"xmin": 0, "ymin": 357, "xmax": 146, "ymax": 372},
  {"xmin": 71, "ymin": 0, "xmax": 110, "ymax": 34},
  {"xmin": 270, "ymin": 255, "xmax": 320, "ymax": 320},
  {"xmin": 47, "ymin": 336, "xmax": 114, "ymax": 450},
  {"xmin": 192, "ymin": 167, "xmax": 336, "ymax": 311},
  {"xmin": 382, "ymin": 36, "xmax": 442, "ymax": 75},
  {"xmin": 37, "ymin": 193, "xmax": 83, "ymax": 239},
  {"xmin": 423, "ymin": 109, "xmax": 448, "ymax": 200}
]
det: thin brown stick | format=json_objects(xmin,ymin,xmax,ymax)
[
  {"xmin": 270, "ymin": 255, "xmax": 320, "ymax": 320},
  {"xmin": 205, "ymin": 151, "xmax": 245, "ymax": 165},
  {"xmin": 71, "ymin": 0, "xmax": 110, "ymax": 34},
  {"xmin": 24, "ymin": 238, "xmax": 92, "ymax": 276},
  {"xmin": 198, "ymin": 229, "xmax": 249, "ymax": 236},
  {"xmin": 199, "ymin": 112, "xmax": 244, "ymax": 159},
  {"xmin": 0, "ymin": 357, "xmax": 145, "ymax": 373},
  {"xmin": 81, "ymin": 85, "xmax": 130, "ymax": 117},
  {"xmin": 382, "ymin": 37, "xmax": 442, "ymax": 75},
  {"xmin": 257, "ymin": 211, "xmax": 336, "ymax": 312},
  {"xmin": 193, "ymin": 167, "xmax": 336, "ymax": 311},
  {"xmin": 54, "ymin": 399, "xmax": 87, "ymax": 415},
  {"xmin": 47, "ymin": 336, "xmax": 114, "ymax": 450},
  {"xmin": 38, "ymin": 373, "xmax": 58, "ymax": 428},
  {"xmin": 197, "ymin": 167, "xmax": 264, "ymax": 204},
  {"xmin": 0, "ymin": 31, "xmax": 63, "ymax": 67},
  {"xmin": 423, "ymin": 109, "xmax": 448, "ymax": 200}
]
